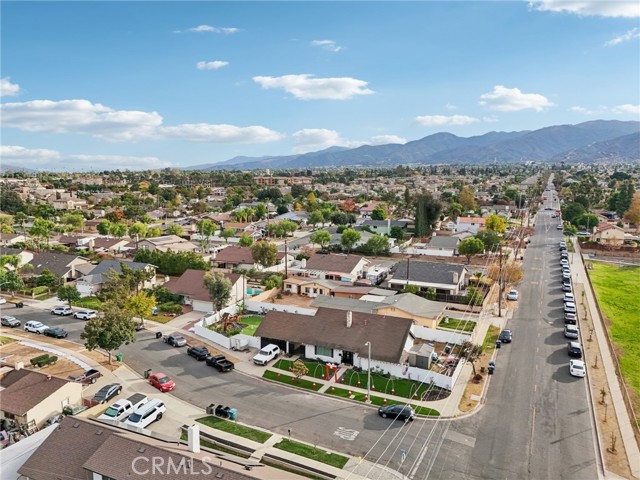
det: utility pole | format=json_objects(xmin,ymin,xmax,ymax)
[
  {"xmin": 284, "ymin": 235, "xmax": 288, "ymax": 279},
  {"xmin": 406, "ymin": 256, "xmax": 410, "ymax": 290},
  {"xmin": 498, "ymin": 243, "xmax": 503, "ymax": 317}
]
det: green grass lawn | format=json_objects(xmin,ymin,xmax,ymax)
[
  {"xmin": 72, "ymin": 297, "xmax": 103, "ymax": 309},
  {"xmin": 239, "ymin": 315, "xmax": 262, "ymax": 336},
  {"xmin": 196, "ymin": 416, "xmax": 272, "ymax": 444},
  {"xmin": 263, "ymin": 370, "xmax": 323, "ymax": 391},
  {"xmin": 588, "ymin": 263, "xmax": 640, "ymax": 413},
  {"xmin": 273, "ymin": 359, "xmax": 329, "ymax": 380},
  {"xmin": 326, "ymin": 387, "xmax": 439, "ymax": 416},
  {"xmin": 273, "ymin": 439, "xmax": 349, "ymax": 469},
  {"xmin": 0, "ymin": 336, "xmax": 16, "ymax": 345},
  {"xmin": 147, "ymin": 314, "xmax": 175, "ymax": 324},
  {"xmin": 482, "ymin": 324, "xmax": 501, "ymax": 353},
  {"xmin": 340, "ymin": 370, "xmax": 437, "ymax": 399},
  {"xmin": 438, "ymin": 317, "xmax": 477, "ymax": 332}
]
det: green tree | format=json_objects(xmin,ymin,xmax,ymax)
[
  {"xmin": 485, "ymin": 214, "xmax": 507, "ymax": 234},
  {"xmin": 403, "ymin": 284, "xmax": 419, "ymax": 294},
  {"xmin": 561, "ymin": 202, "xmax": 586, "ymax": 225},
  {"xmin": 575, "ymin": 213, "xmax": 599, "ymax": 230},
  {"xmin": 0, "ymin": 214, "xmax": 14, "ymax": 234},
  {"xmin": 414, "ymin": 193, "xmax": 442, "ymax": 238},
  {"xmin": 29, "ymin": 218, "xmax": 55, "ymax": 249},
  {"xmin": 0, "ymin": 189, "xmax": 24, "ymax": 215},
  {"xmin": 97, "ymin": 220, "xmax": 114, "ymax": 235},
  {"xmin": 220, "ymin": 227, "xmax": 236, "ymax": 243},
  {"xmin": 35, "ymin": 268, "xmax": 62, "ymax": 290},
  {"xmin": 166, "ymin": 223, "xmax": 184, "ymax": 236},
  {"xmin": 254, "ymin": 203, "xmax": 267, "ymax": 220},
  {"xmin": 371, "ymin": 206, "xmax": 386, "ymax": 220},
  {"xmin": 263, "ymin": 273, "xmax": 283, "ymax": 290},
  {"xmin": 362, "ymin": 234, "xmax": 389, "ymax": 256},
  {"xmin": 389, "ymin": 226, "xmax": 404, "ymax": 241},
  {"xmin": 459, "ymin": 341, "xmax": 484, "ymax": 375},
  {"xmin": 309, "ymin": 210, "xmax": 325, "ymax": 226},
  {"xmin": 310, "ymin": 229, "xmax": 331, "ymax": 249},
  {"xmin": 459, "ymin": 186, "xmax": 477, "ymax": 212},
  {"xmin": 57, "ymin": 284, "xmax": 81, "ymax": 306},
  {"xmin": 111, "ymin": 223, "xmax": 128, "ymax": 238},
  {"xmin": 196, "ymin": 219, "xmax": 217, "ymax": 249},
  {"xmin": 128, "ymin": 222, "xmax": 148, "ymax": 239},
  {"xmin": 146, "ymin": 226, "xmax": 162, "ymax": 237},
  {"xmin": 475, "ymin": 230, "xmax": 501, "ymax": 252},
  {"xmin": 125, "ymin": 290, "xmax": 157, "ymax": 327},
  {"xmin": 458, "ymin": 237, "xmax": 485, "ymax": 264},
  {"xmin": 14, "ymin": 211, "xmax": 28, "ymax": 233},
  {"xmin": 340, "ymin": 228, "xmax": 361, "ymax": 253},
  {"xmin": 251, "ymin": 242, "xmax": 278, "ymax": 269},
  {"xmin": 0, "ymin": 270, "xmax": 24, "ymax": 295},
  {"xmin": 238, "ymin": 233, "xmax": 254, "ymax": 247},
  {"xmin": 81, "ymin": 304, "xmax": 136, "ymax": 364},
  {"xmin": 61, "ymin": 213, "xmax": 86, "ymax": 231},
  {"xmin": 203, "ymin": 271, "xmax": 232, "ymax": 312}
]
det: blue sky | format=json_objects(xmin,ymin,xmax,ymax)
[{"xmin": 1, "ymin": 1, "xmax": 639, "ymax": 171}]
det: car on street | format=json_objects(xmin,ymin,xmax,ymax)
[
  {"xmin": 92, "ymin": 383, "xmax": 123, "ymax": 404},
  {"xmin": 499, "ymin": 329, "xmax": 513, "ymax": 343},
  {"xmin": 564, "ymin": 312, "xmax": 577, "ymax": 324},
  {"xmin": 74, "ymin": 310, "xmax": 97, "ymax": 320},
  {"xmin": 24, "ymin": 321, "xmax": 48, "ymax": 334},
  {"xmin": 569, "ymin": 359, "xmax": 586, "ymax": 377},
  {"xmin": 577, "ymin": 231, "xmax": 590, "ymax": 236},
  {"xmin": 562, "ymin": 271, "xmax": 572, "ymax": 281},
  {"xmin": 567, "ymin": 341, "xmax": 583, "ymax": 358},
  {"xmin": 563, "ymin": 293, "xmax": 575, "ymax": 303},
  {"xmin": 564, "ymin": 302, "xmax": 577, "ymax": 314},
  {"xmin": 378, "ymin": 404, "xmax": 415, "ymax": 421},
  {"xmin": 564, "ymin": 324, "xmax": 579, "ymax": 339},
  {"xmin": 560, "ymin": 258, "xmax": 569, "ymax": 266},
  {"xmin": 68, "ymin": 368, "xmax": 102, "ymax": 384},
  {"xmin": 187, "ymin": 345, "xmax": 210, "ymax": 360},
  {"xmin": 164, "ymin": 334, "xmax": 187, "ymax": 347},
  {"xmin": 560, "ymin": 252, "xmax": 569, "ymax": 259},
  {"xmin": 253, "ymin": 344, "xmax": 281, "ymax": 366},
  {"xmin": 1, "ymin": 316, "xmax": 21, "ymax": 327},
  {"xmin": 149, "ymin": 372, "xmax": 175, "ymax": 392},
  {"xmin": 43, "ymin": 326, "xmax": 68, "ymax": 339},
  {"xmin": 506, "ymin": 289, "xmax": 519, "ymax": 301},
  {"xmin": 50, "ymin": 305, "xmax": 73, "ymax": 316},
  {"xmin": 206, "ymin": 354, "xmax": 235, "ymax": 372},
  {"xmin": 562, "ymin": 284, "xmax": 573, "ymax": 293},
  {"xmin": 556, "ymin": 225, "xmax": 563, "ymax": 230}
]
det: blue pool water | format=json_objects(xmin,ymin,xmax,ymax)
[{"xmin": 247, "ymin": 288, "xmax": 263, "ymax": 295}]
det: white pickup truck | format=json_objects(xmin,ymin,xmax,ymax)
[{"xmin": 98, "ymin": 393, "xmax": 148, "ymax": 422}]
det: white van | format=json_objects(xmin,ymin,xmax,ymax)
[{"xmin": 124, "ymin": 398, "xmax": 166, "ymax": 428}]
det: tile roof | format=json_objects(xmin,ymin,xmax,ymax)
[
  {"xmin": 216, "ymin": 246, "xmax": 286, "ymax": 264},
  {"xmin": 0, "ymin": 369, "xmax": 73, "ymax": 416},
  {"xmin": 255, "ymin": 307, "xmax": 412, "ymax": 363},
  {"xmin": 305, "ymin": 253, "xmax": 367, "ymax": 275},
  {"xmin": 164, "ymin": 269, "xmax": 241, "ymax": 302}
]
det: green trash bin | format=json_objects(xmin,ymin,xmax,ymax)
[{"xmin": 115, "ymin": 353, "xmax": 123, "ymax": 362}]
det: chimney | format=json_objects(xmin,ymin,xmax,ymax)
[
  {"xmin": 187, "ymin": 424, "xmax": 201, "ymax": 453},
  {"xmin": 452, "ymin": 272, "xmax": 459, "ymax": 283},
  {"xmin": 346, "ymin": 311, "xmax": 352, "ymax": 328}
]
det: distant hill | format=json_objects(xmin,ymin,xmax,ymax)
[
  {"xmin": 0, "ymin": 164, "xmax": 37, "ymax": 173},
  {"xmin": 186, "ymin": 119, "xmax": 639, "ymax": 170}
]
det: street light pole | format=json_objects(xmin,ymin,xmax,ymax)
[{"xmin": 364, "ymin": 341, "xmax": 371, "ymax": 403}]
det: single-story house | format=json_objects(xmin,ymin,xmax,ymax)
[
  {"xmin": 26, "ymin": 252, "xmax": 91, "ymax": 282},
  {"xmin": 214, "ymin": 246, "xmax": 292, "ymax": 272},
  {"xmin": 137, "ymin": 235, "xmax": 200, "ymax": 253},
  {"xmin": 591, "ymin": 223, "xmax": 625, "ymax": 246},
  {"xmin": 386, "ymin": 260, "xmax": 467, "ymax": 295},
  {"xmin": 164, "ymin": 269, "xmax": 245, "ymax": 312},
  {"xmin": 405, "ymin": 235, "xmax": 460, "ymax": 257},
  {"xmin": 0, "ymin": 233, "xmax": 27, "ymax": 247},
  {"xmin": 282, "ymin": 277, "xmax": 339, "ymax": 297},
  {"xmin": 76, "ymin": 260, "xmax": 156, "ymax": 296},
  {"xmin": 294, "ymin": 253, "xmax": 370, "ymax": 283},
  {"xmin": 361, "ymin": 219, "xmax": 408, "ymax": 236},
  {"xmin": 0, "ymin": 369, "xmax": 83, "ymax": 428},
  {"xmin": 255, "ymin": 307, "xmax": 413, "ymax": 367},
  {"xmin": 332, "ymin": 285, "xmax": 397, "ymax": 300}
]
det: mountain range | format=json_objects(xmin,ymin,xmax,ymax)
[{"xmin": 186, "ymin": 120, "xmax": 640, "ymax": 171}]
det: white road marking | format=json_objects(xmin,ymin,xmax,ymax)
[{"xmin": 333, "ymin": 427, "xmax": 359, "ymax": 441}]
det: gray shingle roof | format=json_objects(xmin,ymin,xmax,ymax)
[
  {"xmin": 305, "ymin": 253, "xmax": 367, "ymax": 275},
  {"xmin": 312, "ymin": 293, "xmax": 444, "ymax": 319},
  {"xmin": 427, "ymin": 236, "xmax": 460, "ymax": 248},
  {"xmin": 28, "ymin": 251, "xmax": 88, "ymax": 277},
  {"xmin": 392, "ymin": 260, "xmax": 466, "ymax": 285}
]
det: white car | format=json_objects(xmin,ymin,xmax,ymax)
[
  {"xmin": 506, "ymin": 289, "xmax": 519, "ymax": 301},
  {"xmin": 564, "ymin": 324, "xmax": 579, "ymax": 339},
  {"xmin": 564, "ymin": 302, "xmax": 577, "ymax": 314},
  {"xmin": 0, "ymin": 298, "xmax": 6, "ymax": 305},
  {"xmin": 569, "ymin": 359, "xmax": 586, "ymax": 377},
  {"xmin": 563, "ymin": 293, "xmax": 575, "ymax": 303},
  {"xmin": 24, "ymin": 321, "xmax": 48, "ymax": 334},
  {"xmin": 74, "ymin": 310, "xmax": 97, "ymax": 320},
  {"xmin": 51, "ymin": 305, "xmax": 73, "ymax": 316},
  {"xmin": 253, "ymin": 344, "xmax": 281, "ymax": 366}
]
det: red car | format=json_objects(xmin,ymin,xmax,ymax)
[{"xmin": 149, "ymin": 372, "xmax": 175, "ymax": 392}]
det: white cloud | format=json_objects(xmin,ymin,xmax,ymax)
[
  {"xmin": 253, "ymin": 74, "xmax": 374, "ymax": 100},
  {"xmin": 482, "ymin": 115, "xmax": 500, "ymax": 123},
  {"xmin": 570, "ymin": 106, "xmax": 597, "ymax": 115},
  {"xmin": 612, "ymin": 104, "xmax": 640, "ymax": 114},
  {"xmin": 479, "ymin": 85, "xmax": 555, "ymax": 112},
  {"xmin": 175, "ymin": 25, "xmax": 239, "ymax": 34},
  {"xmin": 161, "ymin": 124, "xmax": 284, "ymax": 143},
  {"xmin": 445, "ymin": 103, "xmax": 458, "ymax": 110},
  {"xmin": 529, "ymin": 0, "xmax": 639, "ymax": 17},
  {"xmin": 1, "ymin": 99, "xmax": 284, "ymax": 145},
  {"xmin": 0, "ymin": 145, "xmax": 169, "ymax": 170},
  {"xmin": 0, "ymin": 77, "xmax": 20, "ymax": 97},
  {"xmin": 369, "ymin": 135, "xmax": 407, "ymax": 145},
  {"xmin": 415, "ymin": 114, "xmax": 479, "ymax": 126},
  {"xmin": 311, "ymin": 40, "xmax": 343, "ymax": 52},
  {"xmin": 196, "ymin": 60, "xmax": 229, "ymax": 70},
  {"xmin": 605, "ymin": 27, "xmax": 640, "ymax": 46}
]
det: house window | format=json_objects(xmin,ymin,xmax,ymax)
[{"xmin": 315, "ymin": 346, "xmax": 333, "ymax": 357}]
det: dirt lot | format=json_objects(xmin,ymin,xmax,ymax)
[{"xmin": 0, "ymin": 341, "xmax": 85, "ymax": 379}]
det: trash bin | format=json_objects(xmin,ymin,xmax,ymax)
[
  {"xmin": 488, "ymin": 365, "xmax": 495, "ymax": 375},
  {"xmin": 206, "ymin": 404, "xmax": 216, "ymax": 415},
  {"xmin": 115, "ymin": 353, "xmax": 123, "ymax": 362},
  {"xmin": 496, "ymin": 340, "xmax": 502, "ymax": 349},
  {"xmin": 15, "ymin": 302, "xmax": 23, "ymax": 308},
  {"xmin": 228, "ymin": 408, "xmax": 238, "ymax": 421},
  {"xmin": 155, "ymin": 332, "xmax": 162, "ymax": 339},
  {"xmin": 144, "ymin": 368, "xmax": 152, "ymax": 379}
]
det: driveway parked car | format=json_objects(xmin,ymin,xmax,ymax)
[
  {"xmin": 92, "ymin": 383, "xmax": 122, "ymax": 404},
  {"xmin": 499, "ymin": 329, "xmax": 513, "ymax": 343},
  {"xmin": 43, "ymin": 326, "xmax": 68, "ymax": 339},
  {"xmin": 378, "ymin": 404, "xmax": 415, "ymax": 421},
  {"xmin": 187, "ymin": 346, "xmax": 210, "ymax": 361},
  {"xmin": 50, "ymin": 306, "xmax": 73, "ymax": 316},
  {"xmin": 253, "ymin": 344, "xmax": 281, "ymax": 366},
  {"xmin": 1, "ymin": 316, "xmax": 21, "ymax": 327},
  {"xmin": 569, "ymin": 359, "xmax": 586, "ymax": 377},
  {"xmin": 68, "ymin": 368, "xmax": 102, "ymax": 384},
  {"xmin": 74, "ymin": 310, "xmax": 97, "ymax": 320},
  {"xmin": 149, "ymin": 372, "xmax": 175, "ymax": 392},
  {"xmin": 164, "ymin": 334, "xmax": 187, "ymax": 347},
  {"xmin": 506, "ymin": 289, "xmax": 519, "ymax": 301},
  {"xmin": 24, "ymin": 321, "xmax": 48, "ymax": 334}
]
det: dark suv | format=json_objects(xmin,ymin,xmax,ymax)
[
  {"xmin": 498, "ymin": 329, "xmax": 512, "ymax": 343},
  {"xmin": 187, "ymin": 346, "xmax": 210, "ymax": 361},
  {"xmin": 567, "ymin": 342, "xmax": 583, "ymax": 358}
]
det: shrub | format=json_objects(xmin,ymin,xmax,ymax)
[
  {"xmin": 158, "ymin": 302, "xmax": 182, "ymax": 314},
  {"xmin": 30, "ymin": 354, "xmax": 50, "ymax": 366}
]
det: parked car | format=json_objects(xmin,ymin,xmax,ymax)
[
  {"xmin": 149, "ymin": 372, "xmax": 175, "ymax": 392},
  {"xmin": 43, "ymin": 326, "xmax": 68, "ymax": 339},
  {"xmin": 556, "ymin": 225, "xmax": 563, "ymax": 230},
  {"xmin": 563, "ymin": 293, "xmax": 575, "ymax": 303},
  {"xmin": 560, "ymin": 259, "xmax": 569, "ymax": 267},
  {"xmin": 68, "ymin": 368, "xmax": 102, "ymax": 384},
  {"xmin": 560, "ymin": 252, "xmax": 569, "ymax": 259},
  {"xmin": 498, "ymin": 329, "xmax": 513, "ymax": 343},
  {"xmin": 564, "ymin": 312, "xmax": 578, "ymax": 324},
  {"xmin": 506, "ymin": 289, "xmax": 519, "ymax": 301},
  {"xmin": 253, "ymin": 344, "xmax": 281, "ymax": 366},
  {"xmin": 564, "ymin": 302, "xmax": 577, "ymax": 314},
  {"xmin": 0, "ymin": 298, "xmax": 6, "ymax": 304},
  {"xmin": 562, "ymin": 278, "xmax": 572, "ymax": 288},
  {"xmin": 187, "ymin": 345, "xmax": 210, "ymax": 361},
  {"xmin": 164, "ymin": 334, "xmax": 187, "ymax": 347},
  {"xmin": 98, "ymin": 393, "xmax": 148, "ymax": 422},
  {"xmin": 577, "ymin": 231, "xmax": 590, "ymax": 236},
  {"xmin": 24, "ymin": 321, "xmax": 48, "ymax": 334},
  {"xmin": 378, "ymin": 404, "xmax": 415, "ymax": 421},
  {"xmin": 567, "ymin": 341, "xmax": 583, "ymax": 358},
  {"xmin": 206, "ymin": 354, "xmax": 234, "ymax": 372},
  {"xmin": 562, "ymin": 284, "xmax": 573, "ymax": 293},
  {"xmin": 125, "ymin": 398, "xmax": 166, "ymax": 428},
  {"xmin": 1, "ymin": 316, "xmax": 21, "ymax": 327},
  {"xmin": 562, "ymin": 271, "xmax": 572, "ymax": 281},
  {"xmin": 74, "ymin": 310, "xmax": 97, "ymax": 320},
  {"xmin": 92, "ymin": 383, "xmax": 122, "ymax": 404},
  {"xmin": 569, "ymin": 359, "xmax": 586, "ymax": 377},
  {"xmin": 50, "ymin": 305, "xmax": 73, "ymax": 316},
  {"xmin": 564, "ymin": 324, "xmax": 579, "ymax": 339}
]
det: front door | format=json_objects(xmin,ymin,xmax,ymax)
[{"xmin": 342, "ymin": 351, "xmax": 354, "ymax": 365}]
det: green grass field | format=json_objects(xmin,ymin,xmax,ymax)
[
  {"xmin": 196, "ymin": 416, "xmax": 272, "ymax": 443},
  {"xmin": 588, "ymin": 262, "xmax": 640, "ymax": 412},
  {"xmin": 72, "ymin": 297, "xmax": 103, "ymax": 309},
  {"xmin": 273, "ymin": 359, "xmax": 329, "ymax": 380},
  {"xmin": 482, "ymin": 325, "xmax": 501, "ymax": 353},
  {"xmin": 438, "ymin": 317, "xmax": 477, "ymax": 332},
  {"xmin": 262, "ymin": 370, "xmax": 323, "ymax": 391},
  {"xmin": 273, "ymin": 439, "xmax": 349, "ymax": 469},
  {"xmin": 326, "ymin": 387, "xmax": 439, "ymax": 416},
  {"xmin": 239, "ymin": 315, "xmax": 262, "ymax": 336},
  {"xmin": 341, "ymin": 370, "xmax": 441, "ymax": 400}
]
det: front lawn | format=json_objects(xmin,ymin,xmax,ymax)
[
  {"xmin": 340, "ymin": 370, "xmax": 439, "ymax": 399},
  {"xmin": 273, "ymin": 439, "xmax": 349, "ymax": 469},
  {"xmin": 326, "ymin": 387, "xmax": 439, "ymax": 416},
  {"xmin": 273, "ymin": 359, "xmax": 330, "ymax": 380},
  {"xmin": 438, "ymin": 317, "xmax": 476, "ymax": 332},
  {"xmin": 482, "ymin": 325, "xmax": 501, "ymax": 353},
  {"xmin": 239, "ymin": 315, "xmax": 262, "ymax": 336},
  {"xmin": 262, "ymin": 370, "xmax": 323, "ymax": 391},
  {"xmin": 196, "ymin": 416, "xmax": 272, "ymax": 444},
  {"xmin": 588, "ymin": 263, "xmax": 640, "ymax": 412},
  {"xmin": 0, "ymin": 336, "xmax": 16, "ymax": 345},
  {"xmin": 72, "ymin": 297, "xmax": 103, "ymax": 310}
]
